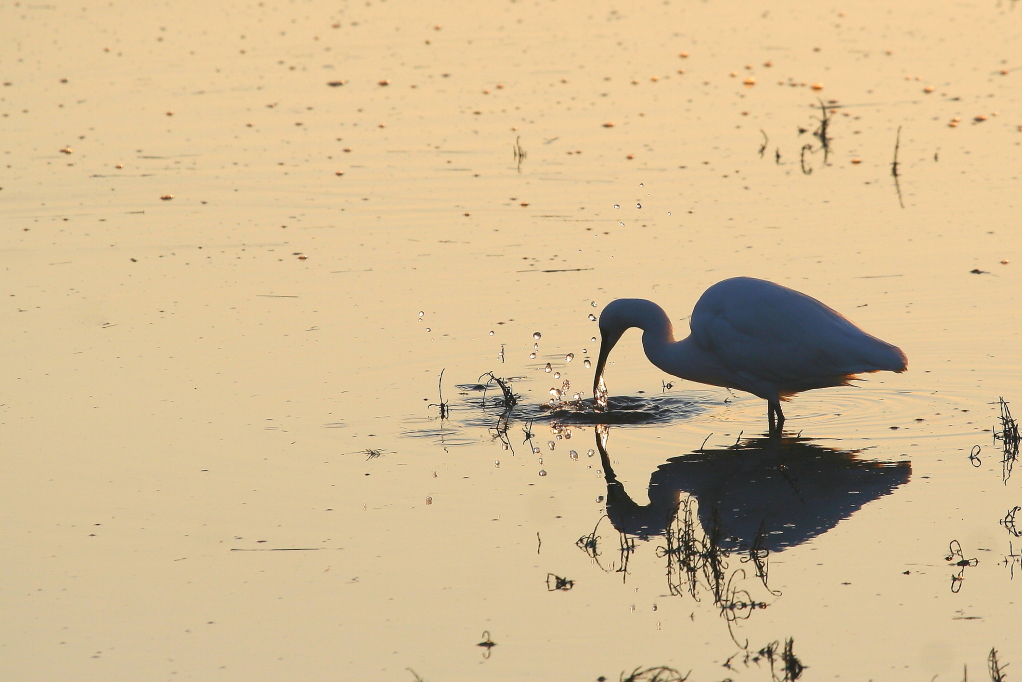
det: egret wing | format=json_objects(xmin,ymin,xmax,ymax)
[{"xmin": 691, "ymin": 278, "xmax": 904, "ymax": 393}]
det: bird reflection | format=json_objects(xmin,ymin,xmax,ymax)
[{"xmin": 595, "ymin": 425, "xmax": 911, "ymax": 551}]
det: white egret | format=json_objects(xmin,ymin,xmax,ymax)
[{"xmin": 593, "ymin": 277, "xmax": 907, "ymax": 432}]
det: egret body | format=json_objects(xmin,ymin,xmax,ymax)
[{"xmin": 592, "ymin": 277, "xmax": 907, "ymax": 431}]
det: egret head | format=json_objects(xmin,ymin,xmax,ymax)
[{"xmin": 593, "ymin": 299, "xmax": 674, "ymax": 408}]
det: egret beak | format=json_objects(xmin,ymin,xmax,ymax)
[{"xmin": 592, "ymin": 326, "xmax": 624, "ymax": 410}]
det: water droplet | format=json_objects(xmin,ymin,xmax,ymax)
[
  {"xmin": 619, "ymin": 221, "xmax": 625, "ymax": 227},
  {"xmin": 570, "ymin": 450, "xmax": 579, "ymax": 460},
  {"xmin": 573, "ymin": 393, "xmax": 581, "ymax": 401},
  {"xmin": 591, "ymin": 301, "xmax": 598, "ymax": 307},
  {"xmin": 425, "ymin": 496, "xmax": 432, "ymax": 505},
  {"xmin": 635, "ymin": 203, "xmax": 642, "ymax": 209},
  {"xmin": 591, "ymin": 336, "xmax": 597, "ymax": 342},
  {"xmin": 565, "ymin": 353, "xmax": 574, "ymax": 363},
  {"xmin": 652, "ymin": 604, "xmax": 658, "ymax": 611},
  {"xmin": 553, "ymin": 371, "xmax": 561, "ymax": 379},
  {"xmin": 547, "ymin": 441, "xmax": 555, "ymax": 450},
  {"xmin": 495, "ymin": 460, "xmax": 500, "ymax": 466},
  {"xmin": 549, "ymin": 388, "xmax": 562, "ymax": 399},
  {"xmin": 587, "ymin": 449, "xmax": 595, "ymax": 457},
  {"xmin": 639, "ymin": 182, "xmax": 644, "ymax": 187},
  {"xmin": 613, "ymin": 204, "xmax": 620, "ymax": 209},
  {"xmin": 425, "ymin": 327, "xmax": 431, "ymax": 332},
  {"xmin": 533, "ymin": 343, "xmax": 539, "ymax": 351},
  {"xmin": 418, "ymin": 311, "xmax": 424, "ymax": 318},
  {"xmin": 538, "ymin": 470, "xmax": 547, "ymax": 476},
  {"xmin": 582, "ymin": 348, "xmax": 588, "ymax": 354},
  {"xmin": 501, "ymin": 442, "xmax": 509, "ymax": 450},
  {"xmin": 544, "ymin": 363, "xmax": 552, "ymax": 373},
  {"xmin": 584, "ymin": 359, "xmax": 592, "ymax": 368},
  {"xmin": 529, "ymin": 352, "xmax": 537, "ymax": 359},
  {"xmin": 489, "ymin": 330, "xmax": 494, "ymax": 336},
  {"xmin": 533, "ymin": 446, "xmax": 541, "ymax": 454},
  {"xmin": 667, "ymin": 211, "xmax": 672, "ymax": 216},
  {"xmin": 533, "ymin": 332, "xmax": 542, "ymax": 340},
  {"xmin": 588, "ymin": 314, "xmax": 597, "ymax": 321},
  {"xmin": 538, "ymin": 457, "xmax": 544, "ymax": 464}
]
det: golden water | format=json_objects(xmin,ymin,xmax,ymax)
[{"xmin": 2, "ymin": 1, "xmax": 1020, "ymax": 680}]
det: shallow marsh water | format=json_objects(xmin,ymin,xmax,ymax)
[{"xmin": 2, "ymin": 1, "xmax": 1021, "ymax": 680}]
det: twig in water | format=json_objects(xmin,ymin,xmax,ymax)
[
  {"xmin": 989, "ymin": 648, "xmax": 1007, "ymax": 682},
  {"xmin": 800, "ymin": 144, "xmax": 813, "ymax": 175},
  {"xmin": 1001, "ymin": 506, "xmax": 1021, "ymax": 537},
  {"xmin": 546, "ymin": 573, "xmax": 575, "ymax": 591},
  {"xmin": 619, "ymin": 665, "xmax": 689, "ymax": 682},
  {"xmin": 812, "ymin": 98, "xmax": 834, "ymax": 163},
  {"xmin": 513, "ymin": 136, "xmax": 527, "ymax": 173},
  {"xmin": 427, "ymin": 368, "xmax": 449, "ymax": 419},
  {"xmin": 477, "ymin": 630, "xmax": 496, "ymax": 658},
  {"xmin": 758, "ymin": 130, "xmax": 769, "ymax": 158},
  {"xmin": 994, "ymin": 397, "xmax": 1020, "ymax": 483},
  {"xmin": 946, "ymin": 539, "xmax": 979, "ymax": 593},
  {"xmin": 479, "ymin": 371, "xmax": 518, "ymax": 409},
  {"xmin": 891, "ymin": 125, "xmax": 905, "ymax": 208}
]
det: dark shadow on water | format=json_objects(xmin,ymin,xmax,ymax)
[
  {"xmin": 578, "ymin": 426, "xmax": 911, "ymax": 645},
  {"xmin": 596, "ymin": 426, "xmax": 912, "ymax": 551}
]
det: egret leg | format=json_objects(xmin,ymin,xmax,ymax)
[{"xmin": 768, "ymin": 400, "xmax": 785, "ymax": 434}]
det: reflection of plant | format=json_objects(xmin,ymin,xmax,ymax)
[
  {"xmin": 724, "ymin": 638, "xmax": 805, "ymax": 682},
  {"xmin": 575, "ymin": 516, "xmax": 637, "ymax": 581},
  {"xmin": 1001, "ymin": 506, "xmax": 1020, "ymax": 537},
  {"xmin": 994, "ymin": 397, "xmax": 1019, "ymax": 483},
  {"xmin": 618, "ymin": 666, "xmax": 689, "ymax": 682},
  {"xmin": 651, "ymin": 497, "xmax": 777, "ymax": 647},
  {"xmin": 1001, "ymin": 541, "xmax": 1021, "ymax": 579},
  {"xmin": 946, "ymin": 540, "xmax": 979, "ymax": 593},
  {"xmin": 476, "ymin": 372, "xmax": 520, "ymax": 452},
  {"xmin": 545, "ymin": 573, "xmax": 575, "ymax": 591}
]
